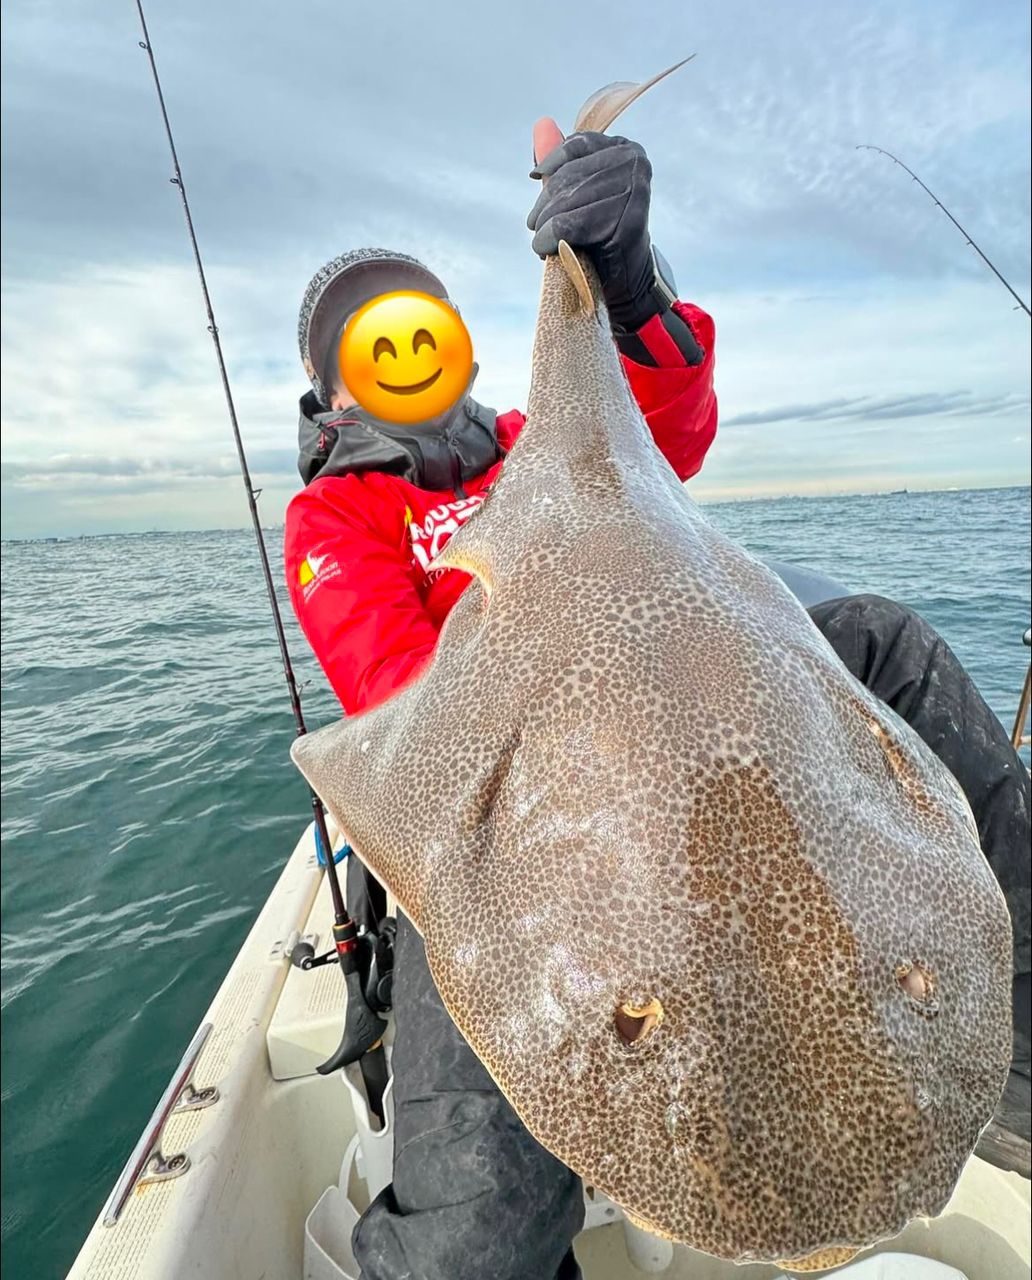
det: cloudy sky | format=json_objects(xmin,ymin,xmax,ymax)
[{"xmin": 1, "ymin": 0, "xmax": 1029, "ymax": 538}]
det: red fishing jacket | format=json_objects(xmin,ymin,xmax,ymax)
[{"xmin": 285, "ymin": 301, "xmax": 717, "ymax": 715}]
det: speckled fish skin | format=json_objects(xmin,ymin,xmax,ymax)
[{"xmin": 291, "ymin": 79, "xmax": 1013, "ymax": 1267}]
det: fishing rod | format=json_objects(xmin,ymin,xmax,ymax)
[
  {"xmin": 857, "ymin": 144, "xmax": 1031, "ymax": 318},
  {"xmin": 865, "ymin": 148, "xmax": 1032, "ymax": 768},
  {"xmin": 133, "ymin": 0, "xmax": 388, "ymax": 1110}
]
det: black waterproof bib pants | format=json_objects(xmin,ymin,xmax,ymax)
[{"xmin": 352, "ymin": 594, "xmax": 1031, "ymax": 1280}]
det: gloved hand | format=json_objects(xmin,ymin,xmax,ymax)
[{"xmin": 527, "ymin": 130, "xmax": 659, "ymax": 333}]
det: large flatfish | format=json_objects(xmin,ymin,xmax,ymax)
[{"xmin": 292, "ymin": 64, "xmax": 1012, "ymax": 1269}]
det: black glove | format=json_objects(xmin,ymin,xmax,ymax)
[{"xmin": 527, "ymin": 132, "xmax": 659, "ymax": 332}]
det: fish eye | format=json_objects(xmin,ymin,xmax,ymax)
[
  {"xmin": 373, "ymin": 336, "xmax": 397, "ymax": 361},
  {"xmin": 412, "ymin": 328, "xmax": 436, "ymax": 354}
]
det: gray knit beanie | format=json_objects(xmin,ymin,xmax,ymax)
[{"xmin": 297, "ymin": 248, "xmax": 449, "ymax": 406}]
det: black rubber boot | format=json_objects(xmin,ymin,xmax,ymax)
[
  {"xmin": 975, "ymin": 971, "xmax": 1031, "ymax": 1177},
  {"xmin": 351, "ymin": 589, "xmax": 1030, "ymax": 1280},
  {"xmin": 810, "ymin": 594, "xmax": 1031, "ymax": 1177}
]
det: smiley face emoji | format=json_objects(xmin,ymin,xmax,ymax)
[{"xmin": 338, "ymin": 290, "xmax": 474, "ymax": 424}]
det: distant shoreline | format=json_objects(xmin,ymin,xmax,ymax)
[
  {"xmin": 695, "ymin": 481, "xmax": 1031, "ymax": 507},
  {"xmin": 2, "ymin": 482, "xmax": 1029, "ymax": 545}
]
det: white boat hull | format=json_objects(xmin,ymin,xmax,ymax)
[{"xmin": 67, "ymin": 822, "xmax": 1031, "ymax": 1280}]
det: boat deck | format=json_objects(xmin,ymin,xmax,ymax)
[{"xmin": 67, "ymin": 823, "xmax": 1032, "ymax": 1280}]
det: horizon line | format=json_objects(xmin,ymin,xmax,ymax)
[{"xmin": 2, "ymin": 480, "xmax": 1028, "ymax": 545}]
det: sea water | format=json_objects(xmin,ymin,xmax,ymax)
[{"xmin": 1, "ymin": 485, "xmax": 1029, "ymax": 1277}]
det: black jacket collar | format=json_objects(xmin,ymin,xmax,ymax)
[{"xmin": 297, "ymin": 368, "xmax": 505, "ymax": 495}]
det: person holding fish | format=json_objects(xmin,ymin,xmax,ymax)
[{"xmin": 285, "ymin": 109, "xmax": 1029, "ymax": 1279}]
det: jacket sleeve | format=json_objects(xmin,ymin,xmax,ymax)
[
  {"xmin": 285, "ymin": 482, "xmax": 440, "ymax": 716},
  {"xmin": 620, "ymin": 300, "xmax": 717, "ymax": 481}
]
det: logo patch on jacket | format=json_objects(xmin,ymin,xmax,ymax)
[
  {"xmin": 406, "ymin": 495, "xmax": 484, "ymax": 579},
  {"xmin": 298, "ymin": 548, "xmax": 340, "ymax": 601}
]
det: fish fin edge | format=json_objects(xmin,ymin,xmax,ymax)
[
  {"xmin": 572, "ymin": 56, "xmax": 695, "ymax": 133},
  {"xmin": 557, "ymin": 240, "xmax": 595, "ymax": 313}
]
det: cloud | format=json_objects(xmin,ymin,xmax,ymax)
[
  {"xmin": 2, "ymin": 263, "xmax": 1029, "ymax": 537},
  {"xmin": 1, "ymin": 447, "xmax": 296, "ymax": 489},
  {"xmin": 3, "ymin": 0, "xmax": 1028, "ymax": 288},
  {"xmin": 1, "ymin": 0, "xmax": 1029, "ymax": 536},
  {"xmin": 723, "ymin": 389, "xmax": 1031, "ymax": 428}
]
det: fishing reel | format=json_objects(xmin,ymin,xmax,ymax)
[
  {"xmin": 288, "ymin": 857, "xmax": 396, "ymax": 1104},
  {"xmin": 290, "ymin": 915, "xmax": 394, "ymax": 1104},
  {"xmin": 290, "ymin": 845, "xmax": 396, "ymax": 1015},
  {"xmin": 289, "ymin": 917, "xmax": 395, "ymax": 1016}
]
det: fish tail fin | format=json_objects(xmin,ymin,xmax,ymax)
[
  {"xmin": 571, "ymin": 57, "xmax": 695, "ymax": 134},
  {"xmin": 555, "ymin": 59, "xmax": 695, "ymax": 306}
]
